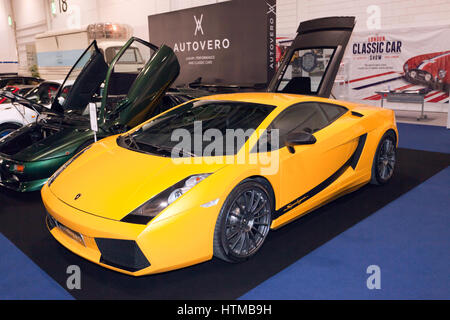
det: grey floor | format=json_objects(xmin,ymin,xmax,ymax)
[{"xmin": 394, "ymin": 110, "xmax": 448, "ymax": 127}]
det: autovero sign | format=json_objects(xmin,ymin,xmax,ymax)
[{"xmin": 148, "ymin": 0, "xmax": 276, "ymax": 87}]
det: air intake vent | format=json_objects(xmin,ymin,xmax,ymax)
[
  {"xmin": 95, "ymin": 238, "xmax": 150, "ymax": 272},
  {"xmin": 351, "ymin": 111, "xmax": 364, "ymax": 117}
]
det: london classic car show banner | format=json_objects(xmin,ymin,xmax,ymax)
[
  {"xmin": 343, "ymin": 25, "xmax": 450, "ymax": 109},
  {"xmin": 148, "ymin": 0, "xmax": 276, "ymax": 88}
]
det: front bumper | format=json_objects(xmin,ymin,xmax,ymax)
[
  {"xmin": 42, "ymin": 184, "xmax": 217, "ymax": 276},
  {"xmin": 0, "ymin": 176, "xmax": 49, "ymax": 192},
  {"xmin": 0, "ymin": 155, "xmax": 69, "ymax": 192}
]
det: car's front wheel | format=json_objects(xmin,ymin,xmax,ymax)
[{"xmin": 213, "ymin": 179, "xmax": 273, "ymax": 263}]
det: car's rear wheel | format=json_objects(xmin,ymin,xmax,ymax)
[
  {"xmin": 213, "ymin": 179, "xmax": 273, "ymax": 263},
  {"xmin": 0, "ymin": 123, "xmax": 21, "ymax": 138},
  {"xmin": 371, "ymin": 131, "xmax": 396, "ymax": 185}
]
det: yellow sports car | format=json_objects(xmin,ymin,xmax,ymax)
[{"xmin": 42, "ymin": 17, "xmax": 398, "ymax": 276}]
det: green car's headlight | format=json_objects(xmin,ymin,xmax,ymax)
[
  {"xmin": 121, "ymin": 174, "xmax": 211, "ymax": 225},
  {"xmin": 47, "ymin": 145, "xmax": 92, "ymax": 187}
]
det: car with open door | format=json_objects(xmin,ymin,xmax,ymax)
[
  {"xmin": 42, "ymin": 17, "xmax": 397, "ymax": 276},
  {"xmin": 0, "ymin": 37, "xmax": 180, "ymax": 192}
]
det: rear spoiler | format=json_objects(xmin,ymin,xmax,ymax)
[
  {"xmin": 297, "ymin": 16, "xmax": 355, "ymax": 34},
  {"xmin": 187, "ymin": 79, "xmax": 266, "ymax": 93}
]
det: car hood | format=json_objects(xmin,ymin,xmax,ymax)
[
  {"xmin": 49, "ymin": 136, "xmax": 227, "ymax": 221},
  {"xmin": 0, "ymin": 120, "xmax": 92, "ymax": 162},
  {"xmin": 0, "ymin": 102, "xmax": 14, "ymax": 111}
]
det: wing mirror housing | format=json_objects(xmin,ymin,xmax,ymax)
[{"xmin": 285, "ymin": 132, "xmax": 316, "ymax": 153}]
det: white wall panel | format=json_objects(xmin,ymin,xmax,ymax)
[
  {"xmin": 277, "ymin": 0, "xmax": 298, "ymax": 36},
  {"xmin": 0, "ymin": 0, "xmax": 18, "ymax": 73},
  {"xmin": 291, "ymin": 0, "xmax": 450, "ymax": 32},
  {"xmin": 95, "ymin": 0, "xmax": 230, "ymax": 40},
  {"xmin": 11, "ymin": 0, "xmax": 48, "ymax": 75},
  {"xmin": 4, "ymin": 0, "xmax": 450, "ymax": 75}
]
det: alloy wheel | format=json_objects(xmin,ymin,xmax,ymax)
[{"xmin": 224, "ymin": 187, "xmax": 271, "ymax": 258}]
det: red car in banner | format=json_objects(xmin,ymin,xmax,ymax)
[{"xmin": 403, "ymin": 50, "xmax": 450, "ymax": 91}]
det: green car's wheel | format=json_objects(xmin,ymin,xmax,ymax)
[
  {"xmin": 0, "ymin": 123, "xmax": 20, "ymax": 138},
  {"xmin": 371, "ymin": 131, "xmax": 396, "ymax": 185},
  {"xmin": 213, "ymin": 179, "xmax": 273, "ymax": 263}
]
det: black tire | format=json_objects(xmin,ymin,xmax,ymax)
[
  {"xmin": 0, "ymin": 123, "xmax": 21, "ymax": 138},
  {"xmin": 213, "ymin": 179, "xmax": 273, "ymax": 263},
  {"xmin": 370, "ymin": 131, "xmax": 397, "ymax": 185}
]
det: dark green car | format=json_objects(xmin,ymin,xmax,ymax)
[{"xmin": 0, "ymin": 37, "xmax": 183, "ymax": 192}]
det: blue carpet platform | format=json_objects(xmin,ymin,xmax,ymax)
[{"xmin": 0, "ymin": 123, "xmax": 449, "ymax": 299}]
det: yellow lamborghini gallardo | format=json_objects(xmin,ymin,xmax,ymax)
[{"xmin": 41, "ymin": 17, "xmax": 398, "ymax": 276}]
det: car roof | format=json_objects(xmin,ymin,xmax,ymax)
[
  {"xmin": 194, "ymin": 92, "xmax": 337, "ymax": 110},
  {"xmin": 40, "ymin": 79, "xmax": 75, "ymax": 87}
]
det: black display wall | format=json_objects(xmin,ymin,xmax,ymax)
[{"xmin": 148, "ymin": 0, "xmax": 277, "ymax": 87}]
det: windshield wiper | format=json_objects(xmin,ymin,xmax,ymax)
[
  {"xmin": 124, "ymin": 134, "xmax": 141, "ymax": 150},
  {"xmin": 163, "ymin": 145, "xmax": 198, "ymax": 157}
]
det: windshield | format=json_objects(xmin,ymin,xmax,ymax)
[
  {"xmin": 24, "ymin": 82, "xmax": 60, "ymax": 105},
  {"xmin": 105, "ymin": 46, "xmax": 144, "ymax": 65},
  {"xmin": 119, "ymin": 100, "xmax": 275, "ymax": 157}
]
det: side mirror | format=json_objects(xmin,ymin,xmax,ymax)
[{"xmin": 285, "ymin": 132, "xmax": 316, "ymax": 154}]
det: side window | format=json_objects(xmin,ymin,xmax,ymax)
[
  {"xmin": 104, "ymin": 41, "xmax": 155, "ymax": 112},
  {"xmin": 277, "ymin": 48, "xmax": 335, "ymax": 95},
  {"xmin": 260, "ymin": 103, "xmax": 330, "ymax": 151},
  {"xmin": 274, "ymin": 102, "xmax": 328, "ymax": 133},
  {"xmin": 319, "ymin": 103, "xmax": 347, "ymax": 123}
]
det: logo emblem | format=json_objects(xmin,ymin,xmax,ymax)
[
  {"xmin": 194, "ymin": 14, "xmax": 204, "ymax": 36},
  {"xmin": 267, "ymin": 2, "xmax": 276, "ymax": 15},
  {"xmin": 74, "ymin": 193, "xmax": 81, "ymax": 200}
]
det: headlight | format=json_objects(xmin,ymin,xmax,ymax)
[
  {"xmin": 12, "ymin": 164, "xmax": 25, "ymax": 173},
  {"xmin": 121, "ymin": 174, "xmax": 211, "ymax": 225},
  {"xmin": 438, "ymin": 69, "xmax": 446, "ymax": 79},
  {"xmin": 47, "ymin": 145, "xmax": 92, "ymax": 187}
]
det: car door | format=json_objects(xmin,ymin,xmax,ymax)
[
  {"xmin": 50, "ymin": 40, "xmax": 108, "ymax": 114},
  {"xmin": 271, "ymin": 102, "xmax": 356, "ymax": 220},
  {"xmin": 268, "ymin": 16, "xmax": 355, "ymax": 98},
  {"xmin": 100, "ymin": 37, "xmax": 180, "ymax": 128}
]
